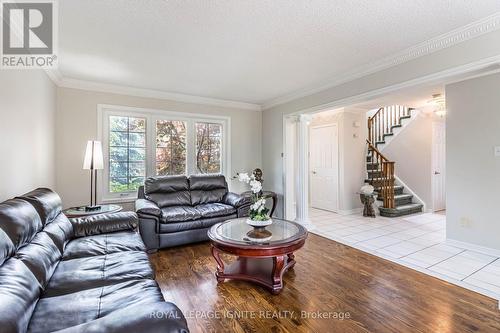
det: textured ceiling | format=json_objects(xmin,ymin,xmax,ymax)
[{"xmin": 59, "ymin": 1, "xmax": 500, "ymax": 105}]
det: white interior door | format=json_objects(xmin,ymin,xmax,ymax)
[
  {"xmin": 310, "ymin": 124, "xmax": 339, "ymax": 212},
  {"xmin": 432, "ymin": 121, "xmax": 446, "ymax": 211}
]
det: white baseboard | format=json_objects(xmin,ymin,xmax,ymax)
[
  {"xmin": 338, "ymin": 207, "xmax": 363, "ymax": 216},
  {"xmin": 445, "ymin": 238, "xmax": 500, "ymax": 257}
]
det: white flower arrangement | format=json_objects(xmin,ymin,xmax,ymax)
[{"xmin": 237, "ymin": 172, "xmax": 270, "ymax": 221}]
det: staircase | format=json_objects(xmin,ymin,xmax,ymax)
[{"xmin": 366, "ymin": 106, "xmax": 423, "ymax": 217}]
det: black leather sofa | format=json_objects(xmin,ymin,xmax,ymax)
[
  {"xmin": 0, "ymin": 188, "xmax": 188, "ymax": 333},
  {"xmin": 136, "ymin": 174, "xmax": 251, "ymax": 252}
]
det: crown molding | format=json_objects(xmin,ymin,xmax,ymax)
[
  {"xmin": 44, "ymin": 69, "xmax": 261, "ymax": 111},
  {"xmin": 262, "ymin": 12, "xmax": 500, "ymax": 110},
  {"xmin": 285, "ymin": 54, "xmax": 500, "ymax": 117},
  {"xmin": 44, "ymin": 13, "xmax": 500, "ymax": 112}
]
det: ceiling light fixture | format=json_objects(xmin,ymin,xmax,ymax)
[{"xmin": 428, "ymin": 93, "xmax": 446, "ymax": 117}]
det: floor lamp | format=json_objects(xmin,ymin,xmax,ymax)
[{"xmin": 83, "ymin": 140, "xmax": 104, "ymax": 211}]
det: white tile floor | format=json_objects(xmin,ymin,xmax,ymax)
[{"xmin": 309, "ymin": 208, "xmax": 500, "ymax": 304}]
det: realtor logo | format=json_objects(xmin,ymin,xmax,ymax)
[{"xmin": 1, "ymin": 0, "xmax": 58, "ymax": 68}]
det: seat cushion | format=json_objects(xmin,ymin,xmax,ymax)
[
  {"xmin": 63, "ymin": 231, "xmax": 145, "ymax": 260},
  {"xmin": 161, "ymin": 206, "xmax": 201, "ymax": 223},
  {"xmin": 194, "ymin": 203, "xmax": 236, "ymax": 218},
  {"xmin": 158, "ymin": 214, "xmax": 237, "ymax": 234},
  {"xmin": 44, "ymin": 251, "xmax": 154, "ymax": 297},
  {"xmin": 28, "ymin": 279, "xmax": 165, "ymax": 333}
]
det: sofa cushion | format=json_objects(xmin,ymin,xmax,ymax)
[
  {"xmin": 161, "ymin": 206, "xmax": 201, "ymax": 223},
  {"xmin": 189, "ymin": 174, "xmax": 228, "ymax": 205},
  {"xmin": 17, "ymin": 188, "xmax": 62, "ymax": 226},
  {"xmin": 158, "ymin": 214, "xmax": 237, "ymax": 234},
  {"xmin": 41, "ymin": 214, "xmax": 74, "ymax": 254},
  {"xmin": 144, "ymin": 176, "xmax": 191, "ymax": 208},
  {"xmin": 0, "ymin": 199, "xmax": 43, "ymax": 251},
  {"xmin": 0, "ymin": 258, "xmax": 42, "ymax": 333},
  {"xmin": 158, "ymin": 220, "xmax": 203, "ymax": 233},
  {"xmin": 50, "ymin": 302, "xmax": 188, "ymax": 333},
  {"xmin": 63, "ymin": 231, "xmax": 145, "ymax": 260},
  {"xmin": 28, "ymin": 279, "xmax": 166, "ymax": 333},
  {"xmin": 0, "ymin": 228, "xmax": 15, "ymax": 266},
  {"xmin": 44, "ymin": 251, "xmax": 154, "ymax": 297},
  {"xmin": 15, "ymin": 232, "xmax": 61, "ymax": 287},
  {"xmin": 194, "ymin": 203, "xmax": 236, "ymax": 218}
]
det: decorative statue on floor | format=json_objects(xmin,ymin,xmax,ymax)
[{"xmin": 359, "ymin": 182, "xmax": 376, "ymax": 218}]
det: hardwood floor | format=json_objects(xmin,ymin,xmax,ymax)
[{"xmin": 149, "ymin": 234, "xmax": 500, "ymax": 333}]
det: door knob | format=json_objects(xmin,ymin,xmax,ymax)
[
  {"xmin": 312, "ymin": 171, "xmax": 317, "ymax": 174},
  {"xmin": 434, "ymin": 171, "xmax": 441, "ymax": 175}
]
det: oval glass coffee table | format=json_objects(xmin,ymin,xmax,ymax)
[
  {"xmin": 63, "ymin": 204, "xmax": 122, "ymax": 218},
  {"xmin": 208, "ymin": 218, "xmax": 308, "ymax": 294}
]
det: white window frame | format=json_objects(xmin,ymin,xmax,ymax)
[{"xmin": 97, "ymin": 104, "xmax": 231, "ymax": 203}]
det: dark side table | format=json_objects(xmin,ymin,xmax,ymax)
[
  {"xmin": 63, "ymin": 204, "xmax": 122, "ymax": 218},
  {"xmin": 241, "ymin": 190, "xmax": 278, "ymax": 217}
]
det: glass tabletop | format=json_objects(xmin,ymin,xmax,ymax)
[
  {"xmin": 209, "ymin": 218, "xmax": 306, "ymax": 246},
  {"xmin": 64, "ymin": 204, "xmax": 122, "ymax": 217}
]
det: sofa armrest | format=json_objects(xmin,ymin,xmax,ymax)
[
  {"xmin": 223, "ymin": 192, "xmax": 251, "ymax": 208},
  {"xmin": 71, "ymin": 212, "xmax": 138, "ymax": 238},
  {"xmin": 136, "ymin": 199, "xmax": 162, "ymax": 217}
]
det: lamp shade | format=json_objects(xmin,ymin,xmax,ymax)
[{"xmin": 83, "ymin": 141, "xmax": 104, "ymax": 170}]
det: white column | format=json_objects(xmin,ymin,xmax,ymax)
[{"xmin": 294, "ymin": 114, "xmax": 314, "ymax": 230}]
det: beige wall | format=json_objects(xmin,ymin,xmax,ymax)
[
  {"xmin": 263, "ymin": 30, "xmax": 500, "ymax": 217},
  {"xmin": 446, "ymin": 72, "xmax": 500, "ymax": 251},
  {"xmin": 341, "ymin": 111, "xmax": 368, "ymax": 212},
  {"xmin": 0, "ymin": 70, "xmax": 56, "ymax": 201},
  {"xmin": 56, "ymin": 87, "xmax": 262, "ymax": 208},
  {"xmin": 382, "ymin": 111, "xmax": 435, "ymax": 210}
]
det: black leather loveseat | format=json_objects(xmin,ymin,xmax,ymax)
[
  {"xmin": 0, "ymin": 188, "xmax": 188, "ymax": 333},
  {"xmin": 136, "ymin": 174, "xmax": 251, "ymax": 252}
]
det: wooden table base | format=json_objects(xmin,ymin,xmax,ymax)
[{"xmin": 211, "ymin": 246, "xmax": 296, "ymax": 294}]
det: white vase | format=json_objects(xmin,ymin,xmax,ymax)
[{"xmin": 246, "ymin": 218, "xmax": 272, "ymax": 227}]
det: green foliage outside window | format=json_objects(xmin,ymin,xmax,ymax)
[{"xmin": 109, "ymin": 116, "xmax": 146, "ymax": 193}]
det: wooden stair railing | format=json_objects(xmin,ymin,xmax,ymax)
[
  {"xmin": 366, "ymin": 105, "xmax": 413, "ymax": 209},
  {"xmin": 366, "ymin": 139, "xmax": 395, "ymax": 209},
  {"xmin": 368, "ymin": 105, "xmax": 412, "ymax": 146}
]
